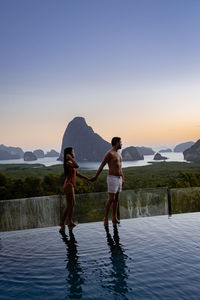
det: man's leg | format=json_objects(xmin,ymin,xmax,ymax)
[
  {"xmin": 104, "ymin": 193, "xmax": 115, "ymax": 225},
  {"xmin": 112, "ymin": 192, "xmax": 120, "ymax": 223}
]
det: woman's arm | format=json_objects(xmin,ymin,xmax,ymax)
[
  {"xmin": 66, "ymin": 154, "xmax": 79, "ymax": 168},
  {"xmin": 76, "ymin": 172, "xmax": 89, "ymax": 180}
]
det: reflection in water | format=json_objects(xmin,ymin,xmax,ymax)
[
  {"xmin": 60, "ymin": 229, "xmax": 84, "ymax": 299},
  {"xmin": 104, "ymin": 225, "xmax": 129, "ymax": 298}
]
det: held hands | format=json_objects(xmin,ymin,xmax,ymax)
[
  {"xmin": 79, "ymin": 175, "xmax": 94, "ymax": 184},
  {"xmin": 88, "ymin": 176, "xmax": 97, "ymax": 182}
]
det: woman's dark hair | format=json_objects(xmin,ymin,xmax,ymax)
[{"xmin": 63, "ymin": 147, "xmax": 73, "ymax": 177}]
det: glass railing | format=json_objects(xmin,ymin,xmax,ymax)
[{"xmin": 1, "ymin": 187, "xmax": 200, "ymax": 231}]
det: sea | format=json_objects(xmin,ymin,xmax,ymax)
[{"xmin": 0, "ymin": 152, "xmax": 186, "ymax": 170}]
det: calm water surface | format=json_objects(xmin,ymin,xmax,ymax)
[
  {"xmin": 1, "ymin": 213, "xmax": 200, "ymax": 299},
  {"xmin": 0, "ymin": 152, "xmax": 185, "ymax": 168}
]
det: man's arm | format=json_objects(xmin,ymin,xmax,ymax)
[
  {"xmin": 90, "ymin": 152, "xmax": 110, "ymax": 182},
  {"xmin": 120, "ymin": 155, "xmax": 125, "ymax": 184},
  {"xmin": 121, "ymin": 169, "xmax": 125, "ymax": 185}
]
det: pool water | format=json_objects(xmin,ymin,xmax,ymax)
[{"xmin": 1, "ymin": 213, "xmax": 200, "ymax": 299}]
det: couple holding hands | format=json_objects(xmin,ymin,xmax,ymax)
[{"xmin": 59, "ymin": 137, "xmax": 124, "ymax": 231}]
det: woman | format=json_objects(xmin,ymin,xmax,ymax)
[{"xmin": 59, "ymin": 147, "xmax": 88, "ymax": 231}]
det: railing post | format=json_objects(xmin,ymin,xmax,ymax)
[{"xmin": 167, "ymin": 188, "xmax": 172, "ymax": 217}]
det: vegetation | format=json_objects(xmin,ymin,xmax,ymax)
[{"xmin": 0, "ymin": 161, "xmax": 200, "ymax": 200}]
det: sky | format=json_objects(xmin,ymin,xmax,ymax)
[{"xmin": 0, "ymin": 0, "xmax": 200, "ymax": 151}]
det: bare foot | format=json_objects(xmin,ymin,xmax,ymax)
[
  {"xmin": 59, "ymin": 223, "xmax": 65, "ymax": 232},
  {"xmin": 67, "ymin": 222, "xmax": 76, "ymax": 228},
  {"xmin": 112, "ymin": 218, "xmax": 120, "ymax": 224}
]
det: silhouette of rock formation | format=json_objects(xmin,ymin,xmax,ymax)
[
  {"xmin": 183, "ymin": 139, "xmax": 200, "ymax": 162},
  {"xmin": 59, "ymin": 117, "xmax": 111, "ymax": 161},
  {"xmin": 174, "ymin": 141, "xmax": 194, "ymax": 152},
  {"xmin": 122, "ymin": 147, "xmax": 144, "ymax": 161}
]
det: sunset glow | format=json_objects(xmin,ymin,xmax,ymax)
[{"xmin": 1, "ymin": 0, "xmax": 200, "ymax": 151}]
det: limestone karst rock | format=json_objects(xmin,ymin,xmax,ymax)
[{"xmin": 58, "ymin": 117, "xmax": 111, "ymax": 161}]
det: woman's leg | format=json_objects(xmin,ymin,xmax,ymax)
[
  {"xmin": 59, "ymin": 184, "xmax": 74, "ymax": 230},
  {"xmin": 67, "ymin": 190, "xmax": 76, "ymax": 226},
  {"xmin": 59, "ymin": 194, "xmax": 69, "ymax": 230}
]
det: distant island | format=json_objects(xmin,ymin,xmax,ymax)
[
  {"xmin": 33, "ymin": 149, "xmax": 45, "ymax": 158},
  {"xmin": 122, "ymin": 146, "xmax": 144, "ymax": 161},
  {"xmin": 174, "ymin": 141, "xmax": 195, "ymax": 152},
  {"xmin": 45, "ymin": 150, "xmax": 59, "ymax": 157},
  {"xmin": 0, "ymin": 144, "xmax": 24, "ymax": 160},
  {"xmin": 24, "ymin": 151, "xmax": 37, "ymax": 161},
  {"xmin": 136, "ymin": 146, "xmax": 155, "ymax": 155},
  {"xmin": 24, "ymin": 149, "xmax": 59, "ymax": 161},
  {"xmin": 0, "ymin": 144, "xmax": 59, "ymax": 161},
  {"xmin": 153, "ymin": 153, "xmax": 168, "ymax": 160}
]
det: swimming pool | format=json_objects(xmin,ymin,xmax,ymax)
[{"xmin": 1, "ymin": 213, "xmax": 200, "ymax": 299}]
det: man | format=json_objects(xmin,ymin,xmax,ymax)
[{"xmin": 90, "ymin": 137, "xmax": 124, "ymax": 226}]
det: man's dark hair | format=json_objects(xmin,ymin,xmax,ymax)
[{"xmin": 111, "ymin": 137, "xmax": 121, "ymax": 146}]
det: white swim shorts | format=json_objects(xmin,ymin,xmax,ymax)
[{"xmin": 107, "ymin": 175, "xmax": 122, "ymax": 194}]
